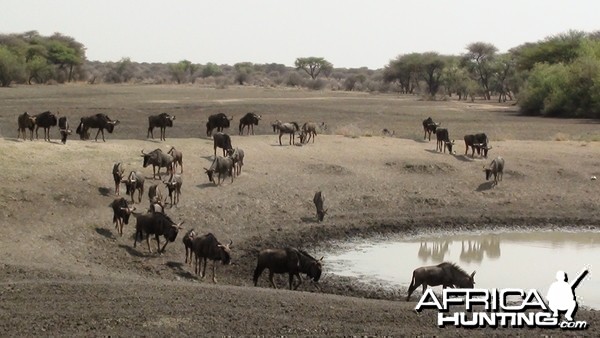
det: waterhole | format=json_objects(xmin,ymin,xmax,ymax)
[{"xmin": 324, "ymin": 230, "xmax": 600, "ymax": 309}]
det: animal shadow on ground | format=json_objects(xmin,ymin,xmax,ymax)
[
  {"xmin": 95, "ymin": 227, "xmax": 115, "ymax": 239},
  {"xmin": 476, "ymin": 181, "xmax": 494, "ymax": 192},
  {"xmin": 165, "ymin": 261, "xmax": 196, "ymax": 279},
  {"xmin": 118, "ymin": 244, "xmax": 149, "ymax": 258},
  {"xmin": 300, "ymin": 216, "xmax": 319, "ymax": 224},
  {"xmin": 200, "ymin": 155, "xmax": 214, "ymax": 160},
  {"xmin": 146, "ymin": 139, "xmax": 162, "ymax": 143},
  {"xmin": 453, "ymin": 154, "xmax": 475, "ymax": 162},
  {"xmin": 98, "ymin": 187, "xmax": 111, "ymax": 196},
  {"xmin": 196, "ymin": 182, "xmax": 214, "ymax": 189}
]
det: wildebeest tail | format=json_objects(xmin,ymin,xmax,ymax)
[{"xmin": 291, "ymin": 121, "xmax": 299, "ymax": 131}]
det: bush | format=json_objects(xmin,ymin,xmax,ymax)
[
  {"xmin": 305, "ymin": 78, "xmax": 325, "ymax": 90},
  {"xmin": 285, "ymin": 72, "xmax": 305, "ymax": 87}
]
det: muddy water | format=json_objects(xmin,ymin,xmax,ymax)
[{"xmin": 324, "ymin": 230, "xmax": 600, "ymax": 309}]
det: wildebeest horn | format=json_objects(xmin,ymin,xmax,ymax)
[
  {"xmin": 485, "ymin": 146, "xmax": 492, "ymax": 150},
  {"xmin": 319, "ymin": 256, "xmax": 324, "ymax": 261},
  {"xmin": 471, "ymin": 271, "xmax": 476, "ymax": 278},
  {"xmin": 228, "ymin": 239, "xmax": 233, "ymax": 247},
  {"xmin": 141, "ymin": 149, "xmax": 147, "ymax": 155}
]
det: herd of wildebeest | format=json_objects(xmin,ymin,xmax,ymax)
[{"xmin": 15, "ymin": 110, "xmax": 505, "ymax": 297}]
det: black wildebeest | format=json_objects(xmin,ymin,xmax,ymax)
[
  {"xmin": 192, "ymin": 233, "xmax": 232, "ymax": 283},
  {"xmin": 213, "ymin": 132, "xmax": 233, "ymax": 157},
  {"xmin": 121, "ymin": 171, "xmax": 145, "ymax": 203},
  {"xmin": 464, "ymin": 133, "xmax": 491, "ymax": 158},
  {"xmin": 182, "ymin": 228, "xmax": 196, "ymax": 265},
  {"xmin": 76, "ymin": 113, "xmax": 120, "ymax": 142},
  {"xmin": 226, "ymin": 147, "xmax": 244, "ymax": 176},
  {"xmin": 239, "ymin": 112, "xmax": 261, "ymax": 135},
  {"xmin": 273, "ymin": 120, "xmax": 299, "ymax": 145},
  {"xmin": 110, "ymin": 197, "xmax": 135, "ymax": 237},
  {"xmin": 133, "ymin": 211, "xmax": 184, "ymax": 254},
  {"xmin": 35, "ymin": 111, "xmax": 58, "ymax": 142},
  {"xmin": 204, "ymin": 156, "xmax": 234, "ymax": 186},
  {"xmin": 435, "ymin": 128, "xmax": 454, "ymax": 154},
  {"xmin": 253, "ymin": 247, "xmax": 323, "ymax": 290},
  {"xmin": 206, "ymin": 113, "xmax": 232, "ymax": 137},
  {"xmin": 147, "ymin": 112, "xmax": 175, "ymax": 141},
  {"xmin": 58, "ymin": 116, "xmax": 71, "ymax": 144},
  {"xmin": 313, "ymin": 191, "xmax": 327, "ymax": 222},
  {"xmin": 141, "ymin": 148, "xmax": 174, "ymax": 179},
  {"xmin": 167, "ymin": 147, "xmax": 183, "ymax": 174},
  {"xmin": 406, "ymin": 262, "xmax": 476, "ymax": 301},
  {"xmin": 17, "ymin": 112, "xmax": 36, "ymax": 141},
  {"xmin": 112, "ymin": 162, "xmax": 125, "ymax": 196},
  {"xmin": 484, "ymin": 156, "xmax": 505, "ymax": 186},
  {"xmin": 422, "ymin": 117, "xmax": 440, "ymax": 141}
]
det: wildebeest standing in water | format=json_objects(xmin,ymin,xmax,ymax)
[
  {"xmin": 58, "ymin": 116, "xmax": 71, "ymax": 144},
  {"xmin": 406, "ymin": 262, "xmax": 476, "ymax": 301},
  {"xmin": 239, "ymin": 112, "xmax": 261, "ymax": 135},
  {"xmin": 253, "ymin": 247, "xmax": 323, "ymax": 290},
  {"xmin": 76, "ymin": 113, "xmax": 120, "ymax": 142},
  {"xmin": 147, "ymin": 112, "xmax": 175, "ymax": 141},
  {"xmin": 206, "ymin": 113, "xmax": 232, "ymax": 137},
  {"xmin": 35, "ymin": 111, "xmax": 58, "ymax": 142},
  {"xmin": 17, "ymin": 112, "xmax": 36, "ymax": 141}
]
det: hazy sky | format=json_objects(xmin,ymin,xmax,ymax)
[{"xmin": 3, "ymin": 0, "xmax": 599, "ymax": 69}]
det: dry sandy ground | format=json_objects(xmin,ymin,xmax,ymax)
[{"xmin": 0, "ymin": 129, "xmax": 599, "ymax": 336}]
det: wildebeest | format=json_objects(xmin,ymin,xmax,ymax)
[
  {"xmin": 204, "ymin": 156, "xmax": 234, "ymax": 186},
  {"xmin": 273, "ymin": 120, "xmax": 299, "ymax": 145},
  {"xmin": 147, "ymin": 183, "xmax": 163, "ymax": 204},
  {"xmin": 164, "ymin": 173, "xmax": 182, "ymax": 206},
  {"xmin": 239, "ymin": 112, "xmax": 261, "ymax": 135},
  {"xmin": 435, "ymin": 128, "xmax": 454, "ymax": 154},
  {"xmin": 76, "ymin": 113, "xmax": 120, "ymax": 142},
  {"xmin": 121, "ymin": 171, "xmax": 145, "ymax": 203},
  {"xmin": 213, "ymin": 132, "xmax": 233, "ymax": 157},
  {"xmin": 206, "ymin": 113, "xmax": 232, "ymax": 137},
  {"xmin": 58, "ymin": 116, "xmax": 71, "ymax": 144},
  {"xmin": 271, "ymin": 119, "xmax": 281, "ymax": 133},
  {"xmin": 406, "ymin": 262, "xmax": 476, "ymax": 301},
  {"xmin": 35, "ymin": 111, "xmax": 58, "ymax": 142},
  {"xmin": 484, "ymin": 156, "xmax": 505, "ymax": 186},
  {"xmin": 17, "ymin": 112, "xmax": 36, "ymax": 141},
  {"xmin": 226, "ymin": 147, "xmax": 244, "ymax": 176},
  {"xmin": 182, "ymin": 228, "xmax": 196, "ymax": 265},
  {"xmin": 253, "ymin": 247, "xmax": 323, "ymax": 290},
  {"xmin": 167, "ymin": 147, "xmax": 183, "ymax": 174},
  {"xmin": 147, "ymin": 112, "xmax": 175, "ymax": 141},
  {"xmin": 464, "ymin": 133, "xmax": 491, "ymax": 158},
  {"xmin": 133, "ymin": 211, "xmax": 184, "ymax": 254},
  {"xmin": 422, "ymin": 117, "xmax": 440, "ymax": 141},
  {"xmin": 109, "ymin": 197, "xmax": 135, "ymax": 236},
  {"xmin": 313, "ymin": 191, "xmax": 327, "ymax": 222},
  {"xmin": 299, "ymin": 122, "xmax": 326, "ymax": 144},
  {"xmin": 192, "ymin": 233, "xmax": 232, "ymax": 283},
  {"xmin": 141, "ymin": 148, "xmax": 174, "ymax": 179},
  {"xmin": 112, "ymin": 162, "xmax": 125, "ymax": 196}
]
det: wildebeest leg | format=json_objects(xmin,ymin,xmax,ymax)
[
  {"xmin": 133, "ymin": 230, "xmax": 140, "ymax": 248},
  {"xmin": 146, "ymin": 234, "xmax": 152, "ymax": 253},
  {"xmin": 160, "ymin": 239, "xmax": 169, "ymax": 253},
  {"xmin": 154, "ymin": 234, "xmax": 161, "ymax": 253},
  {"xmin": 293, "ymin": 273, "xmax": 303, "ymax": 290},
  {"xmin": 160, "ymin": 127, "xmax": 165, "ymax": 141},
  {"xmin": 269, "ymin": 271, "xmax": 277, "ymax": 289},
  {"xmin": 253, "ymin": 266, "xmax": 264, "ymax": 286},
  {"xmin": 279, "ymin": 132, "xmax": 283, "ymax": 146},
  {"xmin": 147, "ymin": 126, "xmax": 153, "ymax": 139},
  {"xmin": 212, "ymin": 261, "xmax": 218, "ymax": 283},
  {"xmin": 288, "ymin": 272, "xmax": 295, "ymax": 290},
  {"xmin": 406, "ymin": 273, "xmax": 419, "ymax": 301},
  {"xmin": 201, "ymin": 257, "xmax": 207, "ymax": 278},
  {"xmin": 35, "ymin": 126, "xmax": 40, "ymax": 140}
]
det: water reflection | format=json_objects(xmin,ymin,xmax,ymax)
[{"xmin": 324, "ymin": 230, "xmax": 600, "ymax": 309}]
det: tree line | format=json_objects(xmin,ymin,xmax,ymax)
[{"xmin": 1, "ymin": 30, "xmax": 600, "ymax": 118}]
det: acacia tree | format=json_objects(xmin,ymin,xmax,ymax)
[
  {"xmin": 294, "ymin": 57, "xmax": 332, "ymax": 80},
  {"xmin": 463, "ymin": 42, "xmax": 498, "ymax": 100},
  {"xmin": 420, "ymin": 52, "xmax": 446, "ymax": 97}
]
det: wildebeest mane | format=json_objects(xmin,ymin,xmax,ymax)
[{"xmin": 437, "ymin": 261, "xmax": 469, "ymax": 279}]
